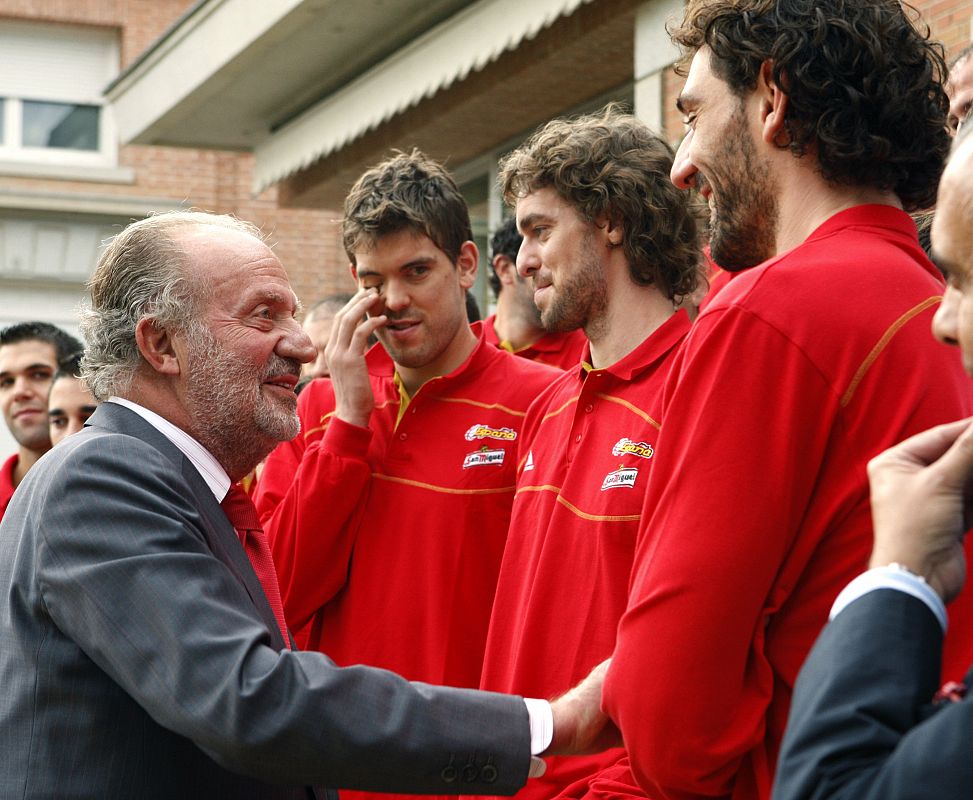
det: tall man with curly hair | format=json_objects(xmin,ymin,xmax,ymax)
[
  {"xmin": 597, "ymin": 2, "xmax": 973, "ymax": 799},
  {"xmin": 255, "ymin": 151, "xmax": 559, "ymax": 800},
  {"xmin": 476, "ymin": 107, "xmax": 702, "ymax": 800}
]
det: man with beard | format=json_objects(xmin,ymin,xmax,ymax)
[
  {"xmin": 255, "ymin": 153, "xmax": 559, "ymax": 800},
  {"xmin": 595, "ymin": 2, "xmax": 973, "ymax": 800},
  {"xmin": 0, "ymin": 321, "xmax": 81, "ymax": 519},
  {"xmin": 481, "ymin": 216, "xmax": 587, "ymax": 370},
  {"xmin": 0, "ymin": 210, "xmax": 613, "ymax": 798},
  {"xmin": 473, "ymin": 107, "xmax": 700, "ymax": 800}
]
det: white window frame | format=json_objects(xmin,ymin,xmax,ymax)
[{"xmin": 0, "ymin": 20, "xmax": 120, "ymax": 169}]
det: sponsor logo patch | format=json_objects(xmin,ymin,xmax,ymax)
[
  {"xmin": 523, "ymin": 451, "xmax": 535, "ymax": 472},
  {"xmin": 611, "ymin": 438, "xmax": 655, "ymax": 460},
  {"xmin": 463, "ymin": 446, "xmax": 506, "ymax": 469},
  {"xmin": 465, "ymin": 424, "xmax": 517, "ymax": 442},
  {"xmin": 600, "ymin": 466, "xmax": 639, "ymax": 491}
]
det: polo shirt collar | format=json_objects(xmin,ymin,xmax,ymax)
[{"xmin": 577, "ymin": 308, "xmax": 691, "ymax": 382}]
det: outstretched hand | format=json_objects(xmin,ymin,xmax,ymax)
[{"xmin": 868, "ymin": 417, "xmax": 973, "ymax": 603}]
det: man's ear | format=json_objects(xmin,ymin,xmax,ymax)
[
  {"xmin": 349, "ymin": 263, "xmax": 359, "ymax": 283},
  {"xmin": 493, "ymin": 254, "xmax": 518, "ymax": 287},
  {"xmin": 758, "ymin": 60, "xmax": 790, "ymax": 146},
  {"xmin": 456, "ymin": 241, "xmax": 479, "ymax": 290},
  {"xmin": 605, "ymin": 215, "xmax": 624, "ymax": 248},
  {"xmin": 135, "ymin": 318, "xmax": 182, "ymax": 376}
]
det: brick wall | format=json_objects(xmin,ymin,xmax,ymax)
[{"xmin": 0, "ymin": 0, "xmax": 353, "ymax": 309}]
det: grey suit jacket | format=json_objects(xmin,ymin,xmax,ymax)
[
  {"xmin": 0, "ymin": 402, "xmax": 531, "ymax": 799},
  {"xmin": 773, "ymin": 588, "xmax": 973, "ymax": 799}
]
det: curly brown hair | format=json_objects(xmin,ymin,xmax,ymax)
[
  {"xmin": 671, "ymin": 0, "xmax": 950, "ymax": 211},
  {"xmin": 499, "ymin": 105, "xmax": 702, "ymax": 301},
  {"xmin": 343, "ymin": 149, "xmax": 473, "ymax": 265}
]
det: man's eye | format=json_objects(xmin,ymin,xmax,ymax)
[{"xmin": 50, "ymin": 417, "xmax": 66, "ymax": 429}]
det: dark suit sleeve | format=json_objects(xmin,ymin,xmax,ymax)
[
  {"xmin": 33, "ymin": 432, "xmax": 530, "ymax": 793},
  {"xmin": 773, "ymin": 588, "xmax": 973, "ymax": 800}
]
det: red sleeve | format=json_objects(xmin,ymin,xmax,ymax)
[
  {"xmin": 256, "ymin": 384, "xmax": 375, "ymax": 632},
  {"xmin": 603, "ymin": 307, "xmax": 837, "ymax": 799}
]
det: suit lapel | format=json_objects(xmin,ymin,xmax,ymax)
[{"xmin": 87, "ymin": 403, "xmax": 290, "ymax": 652}]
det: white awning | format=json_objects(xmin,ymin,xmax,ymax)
[{"xmin": 253, "ymin": 0, "xmax": 592, "ymax": 192}]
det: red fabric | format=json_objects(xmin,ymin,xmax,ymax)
[
  {"xmin": 477, "ymin": 311, "xmax": 690, "ymax": 800},
  {"xmin": 221, "ymin": 484, "xmax": 290, "ymax": 648},
  {"xmin": 0, "ymin": 454, "xmax": 17, "ymax": 521},
  {"xmin": 481, "ymin": 314, "xmax": 588, "ymax": 371},
  {"xmin": 604, "ymin": 205, "xmax": 973, "ymax": 800}
]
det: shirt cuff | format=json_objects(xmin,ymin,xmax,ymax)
[
  {"xmin": 321, "ymin": 415, "xmax": 373, "ymax": 459},
  {"xmin": 524, "ymin": 698, "xmax": 553, "ymax": 778},
  {"xmin": 830, "ymin": 565, "xmax": 947, "ymax": 632}
]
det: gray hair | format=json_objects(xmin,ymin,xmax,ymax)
[{"xmin": 80, "ymin": 211, "xmax": 262, "ymax": 400}]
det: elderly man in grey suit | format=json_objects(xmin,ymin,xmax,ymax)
[
  {"xmin": 772, "ymin": 121, "xmax": 973, "ymax": 799},
  {"xmin": 0, "ymin": 211, "xmax": 613, "ymax": 799}
]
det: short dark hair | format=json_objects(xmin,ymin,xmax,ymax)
[
  {"xmin": 500, "ymin": 105, "xmax": 701, "ymax": 301},
  {"xmin": 342, "ymin": 149, "xmax": 473, "ymax": 265},
  {"xmin": 488, "ymin": 216, "xmax": 522, "ymax": 298},
  {"xmin": 671, "ymin": 0, "xmax": 950, "ymax": 211},
  {"xmin": 53, "ymin": 351, "xmax": 84, "ymax": 383},
  {"xmin": 0, "ymin": 321, "xmax": 81, "ymax": 363}
]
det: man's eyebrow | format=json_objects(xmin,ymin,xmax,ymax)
[
  {"xmin": 0, "ymin": 363, "xmax": 55, "ymax": 378},
  {"xmin": 357, "ymin": 257, "xmax": 436, "ymax": 278},
  {"xmin": 518, "ymin": 212, "xmax": 553, "ymax": 232}
]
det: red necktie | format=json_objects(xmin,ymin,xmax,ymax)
[{"xmin": 220, "ymin": 484, "xmax": 291, "ymax": 649}]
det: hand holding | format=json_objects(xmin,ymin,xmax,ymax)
[
  {"xmin": 868, "ymin": 417, "xmax": 973, "ymax": 603},
  {"xmin": 325, "ymin": 289, "xmax": 387, "ymax": 428},
  {"xmin": 546, "ymin": 660, "xmax": 622, "ymax": 756}
]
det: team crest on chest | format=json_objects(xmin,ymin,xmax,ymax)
[
  {"xmin": 463, "ymin": 445, "xmax": 506, "ymax": 469},
  {"xmin": 612, "ymin": 438, "xmax": 654, "ymax": 459},
  {"xmin": 465, "ymin": 424, "xmax": 517, "ymax": 442}
]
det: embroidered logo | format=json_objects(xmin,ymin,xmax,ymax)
[
  {"xmin": 611, "ymin": 438, "xmax": 655, "ymax": 460},
  {"xmin": 463, "ymin": 446, "xmax": 506, "ymax": 469},
  {"xmin": 523, "ymin": 451, "xmax": 535, "ymax": 472},
  {"xmin": 600, "ymin": 466, "xmax": 639, "ymax": 491},
  {"xmin": 465, "ymin": 424, "xmax": 517, "ymax": 442}
]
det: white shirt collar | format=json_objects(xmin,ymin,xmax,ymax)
[{"xmin": 107, "ymin": 397, "xmax": 231, "ymax": 501}]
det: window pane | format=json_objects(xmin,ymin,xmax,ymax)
[{"xmin": 22, "ymin": 101, "xmax": 98, "ymax": 150}]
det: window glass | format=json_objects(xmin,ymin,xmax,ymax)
[{"xmin": 22, "ymin": 101, "xmax": 98, "ymax": 150}]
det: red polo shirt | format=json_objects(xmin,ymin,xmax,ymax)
[
  {"xmin": 604, "ymin": 205, "xmax": 973, "ymax": 800},
  {"xmin": 482, "ymin": 314, "xmax": 588, "ymax": 371},
  {"xmin": 0, "ymin": 454, "xmax": 17, "ymax": 521},
  {"xmin": 478, "ymin": 310, "xmax": 690, "ymax": 800}
]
